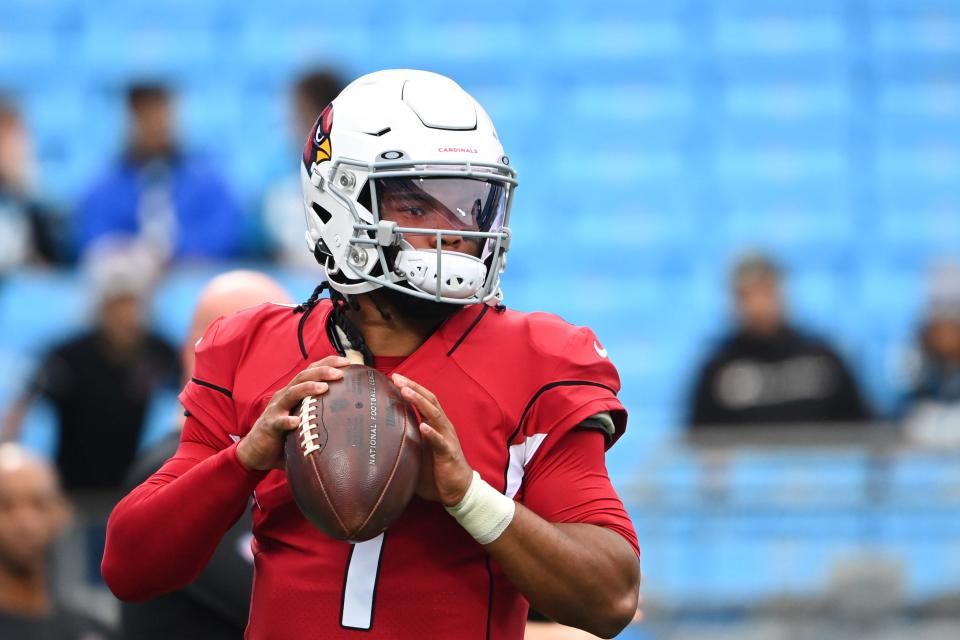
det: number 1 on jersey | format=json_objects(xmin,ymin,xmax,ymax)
[{"xmin": 340, "ymin": 533, "xmax": 386, "ymax": 629}]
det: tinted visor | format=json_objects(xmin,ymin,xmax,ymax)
[{"xmin": 375, "ymin": 177, "xmax": 507, "ymax": 234}]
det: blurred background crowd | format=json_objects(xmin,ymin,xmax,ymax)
[{"xmin": 0, "ymin": 0, "xmax": 959, "ymax": 639}]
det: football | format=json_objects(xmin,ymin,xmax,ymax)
[{"xmin": 284, "ymin": 364, "xmax": 421, "ymax": 542}]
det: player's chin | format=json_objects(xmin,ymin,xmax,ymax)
[{"xmin": 370, "ymin": 285, "xmax": 463, "ymax": 325}]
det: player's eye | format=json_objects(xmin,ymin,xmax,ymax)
[{"xmin": 402, "ymin": 206, "xmax": 426, "ymax": 217}]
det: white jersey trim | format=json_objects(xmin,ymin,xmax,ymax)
[
  {"xmin": 505, "ymin": 433, "xmax": 548, "ymax": 499},
  {"xmin": 504, "ymin": 412, "xmax": 614, "ymax": 499}
]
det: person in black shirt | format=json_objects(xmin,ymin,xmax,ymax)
[
  {"xmin": 0, "ymin": 443, "xmax": 113, "ymax": 640},
  {"xmin": 689, "ymin": 254, "xmax": 871, "ymax": 428},
  {"xmin": 1, "ymin": 242, "xmax": 179, "ymax": 490}
]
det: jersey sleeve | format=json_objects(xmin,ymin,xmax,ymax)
[
  {"xmin": 522, "ymin": 427, "xmax": 639, "ymax": 557},
  {"xmin": 521, "ymin": 324, "xmax": 627, "ymax": 459},
  {"xmin": 178, "ymin": 316, "xmax": 241, "ymax": 444},
  {"xmin": 102, "ymin": 415, "xmax": 267, "ymax": 602}
]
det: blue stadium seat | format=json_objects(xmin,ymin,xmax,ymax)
[
  {"xmin": 266, "ymin": 268, "xmax": 324, "ymax": 303},
  {"xmin": 239, "ymin": 0, "xmax": 382, "ymax": 25},
  {"xmin": 867, "ymin": 3, "xmax": 960, "ymax": 59},
  {"xmin": 0, "ymin": 0, "xmax": 74, "ymax": 24},
  {"xmin": 711, "ymin": 0, "xmax": 849, "ymax": 18},
  {"xmin": 81, "ymin": 0, "xmax": 233, "ymax": 24},
  {"xmin": 0, "ymin": 28, "xmax": 61, "ymax": 80},
  {"xmin": 727, "ymin": 452, "xmax": 867, "ymax": 505},
  {"xmin": 558, "ymin": 81, "xmax": 697, "ymax": 147},
  {"xmin": 237, "ymin": 24, "xmax": 375, "ymax": 77},
  {"xmin": 138, "ymin": 388, "xmax": 180, "ymax": 453},
  {"xmin": 716, "ymin": 195, "xmax": 857, "ymax": 256},
  {"xmin": 711, "ymin": 140, "xmax": 850, "ymax": 186},
  {"xmin": 873, "ymin": 180, "xmax": 960, "ymax": 257},
  {"xmin": 149, "ymin": 265, "xmax": 319, "ymax": 348},
  {"xmin": 177, "ymin": 85, "xmax": 245, "ymax": 151},
  {"xmin": 886, "ymin": 538, "xmax": 960, "ymax": 601},
  {"xmin": 552, "ymin": 146, "xmax": 690, "ymax": 200},
  {"xmin": 77, "ymin": 20, "xmax": 224, "ymax": 82},
  {"xmin": 392, "ymin": 21, "xmax": 530, "ymax": 68},
  {"xmin": 150, "ymin": 265, "xmax": 227, "ymax": 345},
  {"xmin": 16, "ymin": 398, "xmax": 59, "ymax": 460},
  {"xmin": 713, "ymin": 17, "xmax": 847, "ymax": 59},
  {"xmin": 874, "ymin": 83, "xmax": 960, "ymax": 139},
  {"xmin": 549, "ymin": 19, "xmax": 690, "ymax": 63},
  {"xmin": 710, "ymin": 9, "xmax": 849, "ymax": 66},
  {"xmin": 716, "ymin": 79, "xmax": 854, "ymax": 142},
  {"xmin": 0, "ymin": 351, "xmax": 40, "ymax": 410},
  {"xmin": 0, "ymin": 270, "xmax": 88, "ymax": 356},
  {"xmin": 888, "ymin": 456, "xmax": 960, "ymax": 501}
]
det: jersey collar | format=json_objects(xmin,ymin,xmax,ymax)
[{"xmin": 299, "ymin": 299, "xmax": 489, "ymax": 365}]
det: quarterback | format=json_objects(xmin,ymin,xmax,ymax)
[{"xmin": 102, "ymin": 69, "xmax": 641, "ymax": 639}]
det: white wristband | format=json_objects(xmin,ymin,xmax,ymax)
[{"xmin": 445, "ymin": 471, "xmax": 516, "ymax": 545}]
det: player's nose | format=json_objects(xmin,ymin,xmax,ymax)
[{"xmin": 429, "ymin": 233, "xmax": 463, "ymax": 250}]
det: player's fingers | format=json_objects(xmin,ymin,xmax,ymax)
[
  {"xmin": 276, "ymin": 380, "xmax": 329, "ymax": 409},
  {"xmin": 400, "ymin": 385, "xmax": 445, "ymax": 424},
  {"xmin": 392, "ymin": 374, "xmax": 440, "ymax": 407},
  {"xmin": 309, "ymin": 366, "xmax": 347, "ymax": 381},
  {"xmin": 419, "ymin": 423, "xmax": 452, "ymax": 457},
  {"xmin": 289, "ymin": 365, "xmax": 344, "ymax": 387},
  {"xmin": 269, "ymin": 414, "xmax": 301, "ymax": 434},
  {"xmin": 308, "ymin": 355, "xmax": 351, "ymax": 369}
]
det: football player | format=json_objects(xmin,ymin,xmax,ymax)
[{"xmin": 103, "ymin": 69, "xmax": 641, "ymax": 639}]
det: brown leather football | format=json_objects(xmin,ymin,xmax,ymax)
[{"xmin": 284, "ymin": 364, "xmax": 421, "ymax": 542}]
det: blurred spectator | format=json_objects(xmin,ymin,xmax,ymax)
[
  {"xmin": 74, "ymin": 82, "xmax": 242, "ymax": 262},
  {"xmin": 262, "ymin": 69, "xmax": 344, "ymax": 267},
  {"xmin": 0, "ymin": 100, "xmax": 61, "ymax": 270},
  {"xmin": 902, "ymin": 262, "xmax": 960, "ymax": 447},
  {"xmin": 119, "ymin": 270, "xmax": 290, "ymax": 640},
  {"xmin": 0, "ymin": 444, "xmax": 113, "ymax": 639},
  {"xmin": 0, "ymin": 241, "xmax": 179, "ymax": 491},
  {"xmin": 688, "ymin": 254, "xmax": 871, "ymax": 428}
]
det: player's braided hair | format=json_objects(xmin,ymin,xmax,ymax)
[{"xmin": 293, "ymin": 282, "xmax": 374, "ymax": 365}]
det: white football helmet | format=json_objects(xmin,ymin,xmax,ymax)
[{"xmin": 300, "ymin": 69, "xmax": 517, "ymax": 305}]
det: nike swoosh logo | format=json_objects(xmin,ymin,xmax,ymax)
[{"xmin": 594, "ymin": 341, "xmax": 608, "ymax": 358}]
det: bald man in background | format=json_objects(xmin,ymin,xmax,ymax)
[
  {"xmin": 0, "ymin": 444, "xmax": 113, "ymax": 639},
  {"xmin": 118, "ymin": 270, "xmax": 291, "ymax": 640}
]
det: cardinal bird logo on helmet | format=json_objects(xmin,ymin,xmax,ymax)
[{"xmin": 303, "ymin": 104, "xmax": 334, "ymax": 169}]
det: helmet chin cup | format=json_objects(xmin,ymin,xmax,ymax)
[{"xmin": 395, "ymin": 249, "xmax": 487, "ymax": 300}]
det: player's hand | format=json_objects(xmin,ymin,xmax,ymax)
[
  {"xmin": 391, "ymin": 374, "xmax": 474, "ymax": 507},
  {"xmin": 236, "ymin": 355, "xmax": 351, "ymax": 471}
]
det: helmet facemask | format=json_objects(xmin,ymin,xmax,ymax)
[{"xmin": 319, "ymin": 156, "xmax": 516, "ymax": 305}]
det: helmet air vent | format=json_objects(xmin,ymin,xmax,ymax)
[{"xmin": 311, "ymin": 202, "xmax": 333, "ymax": 224}]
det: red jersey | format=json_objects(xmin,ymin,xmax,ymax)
[{"xmin": 103, "ymin": 301, "xmax": 637, "ymax": 639}]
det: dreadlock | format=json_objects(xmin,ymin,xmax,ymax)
[
  {"xmin": 293, "ymin": 281, "xmax": 374, "ymax": 365},
  {"xmin": 292, "ymin": 282, "xmax": 328, "ymax": 315}
]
